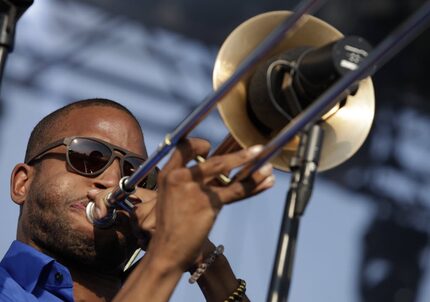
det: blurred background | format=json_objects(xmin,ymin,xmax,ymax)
[{"xmin": 0, "ymin": 0, "xmax": 430, "ymax": 301}]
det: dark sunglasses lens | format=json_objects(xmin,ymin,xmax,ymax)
[
  {"xmin": 123, "ymin": 157, "xmax": 158, "ymax": 190},
  {"xmin": 68, "ymin": 138, "xmax": 112, "ymax": 174}
]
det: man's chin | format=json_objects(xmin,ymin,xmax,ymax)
[
  {"xmin": 66, "ymin": 207, "xmax": 137, "ymax": 269},
  {"xmin": 71, "ymin": 212, "xmax": 133, "ymax": 246},
  {"xmin": 69, "ymin": 208, "xmax": 97, "ymax": 234}
]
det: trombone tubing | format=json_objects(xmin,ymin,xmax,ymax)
[
  {"xmin": 106, "ymin": 0, "xmax": 325, "ymax": 210},
  {"xmin": 233, "ymin": 0, "xmax": 430, "ymax": 182}
]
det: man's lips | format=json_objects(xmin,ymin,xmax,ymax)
[{"xmin": 70, "ymin": 199, "xmax": 89, "ymax": 211}]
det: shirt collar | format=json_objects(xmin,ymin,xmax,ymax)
[{"xmin": 0, "ymin": 240, "xmax": 73, "ymax": 292}]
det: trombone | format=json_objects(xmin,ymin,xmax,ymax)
[
  {"xmin": 85, "ymin": 0, "xmax": 324, "ymax": 225},
  {"xmin": 86, "ymin": 0, "xmax": 430, "ymax": 300},
  {"xmin": 85, "ymin": 0, "xmax": 426, "ymax": 222},
  {"xmin": 99, "ymin": 3, "xmax": 430, "ymax": 200}
]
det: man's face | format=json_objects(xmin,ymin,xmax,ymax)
[{"xmin": 20, "ymin": 106, "xmax": 148, "ymax": 272}]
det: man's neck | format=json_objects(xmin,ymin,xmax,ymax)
[
  {"xmin": 68, "ymin": 265, "xmax": 122, "ymax": 302},
  {"xmin": 16, "ymin": 227, "xmax": 125, "ymax": 300}
]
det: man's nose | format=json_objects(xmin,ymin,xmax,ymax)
[{"xmin": 92, "ymin": 159, "xmax": 122, "ymax": 189}]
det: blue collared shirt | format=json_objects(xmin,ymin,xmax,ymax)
[{"xmin": 0, "ymin": 240, "xmax": 74, "ymax": 301}]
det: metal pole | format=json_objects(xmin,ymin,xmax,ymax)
[{"xmin": 267, "ymin": 124, "xmax": 323, "ymax": 302}]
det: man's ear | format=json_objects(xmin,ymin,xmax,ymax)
[{"xmin": 10, "ymin": 163, "xmax": 35, "ymax": 205}]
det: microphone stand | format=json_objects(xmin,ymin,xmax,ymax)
[
  {"xmin": 267, "ymin": 123, "xmax": 323, "ymax": 302},
  {"xmin": 0, "ymin": 0, "xmax": 33, "ymax": 90}
]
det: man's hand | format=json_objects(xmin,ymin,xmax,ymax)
[
  {"xmin": 93, "ymin": 138, "xmax": 274, "ymax": 302},
  {"xmin": 147, "ymin": 138, "xmax": 274, "ymax": 271},
  {"xmin": 88, "ymin": 183, "xmax": 158, "ymax": 250}
]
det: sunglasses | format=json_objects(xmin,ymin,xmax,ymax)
[{"xmin": 25, "ymin": 136, "xmax": 158, "ymax": 190}]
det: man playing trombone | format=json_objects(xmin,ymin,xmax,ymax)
[{"xmin": 0, "ymin": 98, "xmax": 274, "ymax": 301}]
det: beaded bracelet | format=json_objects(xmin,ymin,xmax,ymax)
[
  {"xmin": 224, "ymin": 279, "xmax": 247, "ymax": 302},
  {"xmin": 188, "ymin": 244, "xmax": 224, "ymax": 284}
]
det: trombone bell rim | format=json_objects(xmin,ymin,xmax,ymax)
[{"xmin": 213, "ymin": 11, "xmax": 375, "ymax": 172}]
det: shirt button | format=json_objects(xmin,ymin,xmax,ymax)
[{"xmin": 55, "ymin": 272, "xmax": 63, "ymax": 282}]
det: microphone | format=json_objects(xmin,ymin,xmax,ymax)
[{"xmin": 247, "ymin": 36, "xmax": 372, "ymax": 134}]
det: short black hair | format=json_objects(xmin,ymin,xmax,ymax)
[{"xmin": 24, "ymin": 98, "xmax": 142, "ymax": 163}]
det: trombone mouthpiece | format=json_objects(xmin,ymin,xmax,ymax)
[{"xmin": 85, "ymin": 201, "xmax": 117, "ymax": 228}]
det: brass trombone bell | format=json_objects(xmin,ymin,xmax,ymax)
[{"xmin": 213, "ymin": 11, "xmax": 375, "ymax": 172}]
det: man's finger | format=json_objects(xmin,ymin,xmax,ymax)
[
  {"xmin": 133, "ymin": 199, "xmax": 157, "ymax": 231},
  {"xmin": 187, "ymin": 145, "xmax": 264, "ymax": 184},
  {"xmin": 162, "ymin": 138, "xmax": 211, "ymax": 172},
  {"xmin": 216, "ymin": 163, "xmax": 275, "ymax": 204}
]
